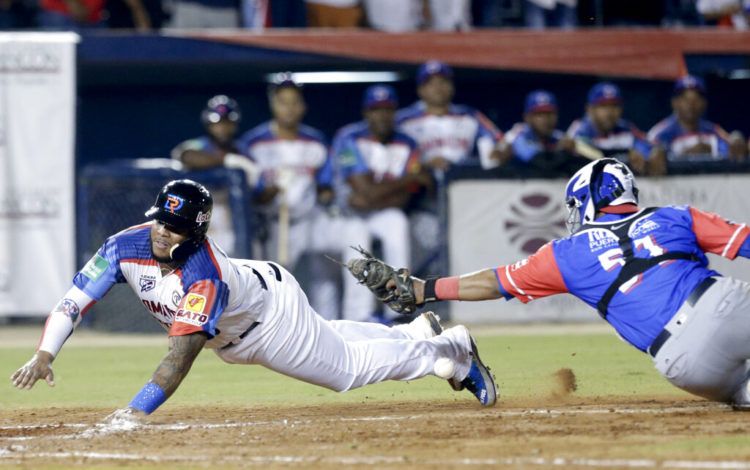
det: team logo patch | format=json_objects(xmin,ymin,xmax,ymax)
[
  {"xmin": 81, "ymin": 254, "xmax": 109, "ymax": 282},
  {"xmin": 139, "ymin": 275, "xmax": 156, "ymax": 292},
  {"xmin": 165, "ymin": 193, "xmax": 184, "ymax": 213},
  {"xmin": 54, "ymin": 298, "xmax": 80, "ymax": 322},
  {"xmin": 172, "ymin": 291, "xmax": 182, "ymax": 306},
  {"xmin": 184, "ymin": 293, "xmax": 206, "ymax": 313}
]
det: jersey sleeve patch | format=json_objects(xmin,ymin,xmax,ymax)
[{"xmin": 170, "ymin": 279, "xmax": 229, "ymax": 338}]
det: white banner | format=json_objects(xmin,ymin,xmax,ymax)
[
  {"xmin": 449, "ymin": 175, "xmax": 750, "ymax": 324},
  {"xmin": 0, "ymin": 33, "xmax": 79, "ymax": 316}
]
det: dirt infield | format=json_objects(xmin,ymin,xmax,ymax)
[{"xmin": 2, "ymin": 397, "xmax": 750, "ymax": 469}]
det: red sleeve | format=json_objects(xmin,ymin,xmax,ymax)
[
  {"xmin": 690, "ymin": 207, "xmax": 750, "ymax": 259},
  {"xmin": 494, "ymin": 243, "xmax": 568, "ymax": 303},
  {"xmin": 169, "ymin": 279, "xmax": 224, "ymax": 337}
]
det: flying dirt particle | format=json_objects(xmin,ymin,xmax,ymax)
[{"xmin": 552, "ymin": 368, "xmax": 577, "ymax": 397}]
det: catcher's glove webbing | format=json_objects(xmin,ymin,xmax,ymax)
[{"xmin": 344, "ymin": 247, "xmax": 420, "ymax": 314}]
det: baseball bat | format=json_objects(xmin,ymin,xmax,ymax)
[
  {"xmin": 574, "ymin": 139, "xmax": 605, "ymax": 161},
  {"xmin": 277, "ymin": 188, "xmax": 289, "ymax": 267}
]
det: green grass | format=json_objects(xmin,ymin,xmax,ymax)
[{"xmin": 1, "ymin": 329, "xmax": 686, "ymax": 410}]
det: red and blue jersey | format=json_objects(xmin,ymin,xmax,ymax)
[
  {"xmin": 647, "ymin": 115, "xmax": 732, "ymax": 161},
  {"xmin": 72, "ymin": 223, "xmax": 266, "ymax": 348},
  {"xmin": 567, "ymin": 116, "xmax": 652, "ymax": 162},
  {"xmin": 494, "ymin": 206, "xmax": 750, "ymax": 351}
]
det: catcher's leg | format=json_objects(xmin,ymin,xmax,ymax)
[{"xmin": 215, "ymin": 273, "xmax": 471, "ymax": 393}]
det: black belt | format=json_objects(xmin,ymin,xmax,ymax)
[
  {"xmin": 648, "ymin": 277, "xmax": 717, "ymax": 358},
  {"xmin": 219, "ymin": 321, "xmax": 260, "ymax": 350}
]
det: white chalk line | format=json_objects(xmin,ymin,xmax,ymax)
[
  {"xmin": 1, "ymin": 449, "xmax": 750, "ymax": 468},
  {"xmin": 0, "ymin": 402, "xmax": 727, "ymax": 435}
]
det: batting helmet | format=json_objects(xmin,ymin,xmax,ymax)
[
  {"xmin": 145, "ymin": 179, "xmax": 213, "ymax": 260},
  {"xmin": 201, "ymin": 95, "xmax": 241, "ymax": 126},
  {"xmin": 564, "ymin": 158, "xmax": 639, "ymax": 234}
]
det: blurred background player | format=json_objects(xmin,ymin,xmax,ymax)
[
  {"xmin": 304, "ymin": 0, "xmax": 363, "ymax": 27},
  {"xmin": 501, "ymin": 89, "xmax": 582, "ymax": 177},
  {"xmin": 172, "ymin": 94, "xmax": 258, "ymax": 254},
  {"xmin": 396, "ymin": 60, "xmax": 504, "ymax": 173},
  {"xmin": 239, "ymin": 74, "xmax": 370, "ymax": 321},
  {"xmin": 567, "ymin": 82, "xmax": 666, "ymax": 175},
  {"xmin": 334, "ymin": 85, "xmax": 432, "ymax": 315},
  {"xmin": 648, "ymin": 75, "xmax": 748, "ymax": 165}
]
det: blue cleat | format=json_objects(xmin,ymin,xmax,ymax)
[{"xmin": 459, "ymin": 330, "xmax": 497, "ymax": 407}]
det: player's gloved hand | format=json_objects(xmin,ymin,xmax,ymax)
[
  {"xmin": 102, "ymin": 407, "xmax": 145, "ymax": 430},
  {"xmin": 344, "ymin": 247, "xmax": 421, "ymax": 314},
  {"xmin": 10, "ymin": 351, "xmax": 55, "ymax": 390}
]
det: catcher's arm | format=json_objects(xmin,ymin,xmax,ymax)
[{"xmin": 412, "ymin": 269, "xmax": 503, "ymax": 304}]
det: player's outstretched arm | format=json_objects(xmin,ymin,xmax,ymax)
[
  {"xmin": 11, "ymin": 351, "xmax": 55, "ymax": 390},
  {"xmin": 116, "ymin": 332, "xmax": 207, "ymax": 418},
  {"xmin": 413, "ymin": 269, "xmax": 503, "ymax": 304}
]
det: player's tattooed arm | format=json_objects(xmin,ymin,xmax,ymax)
[{"xmin": 151, "ymin": 332, "xmax": 207, "ymax": 398}]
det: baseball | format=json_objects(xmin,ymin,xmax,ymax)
[{"xmin": 433, "ymin": 358, "xmax": 456, "ymax": 379}]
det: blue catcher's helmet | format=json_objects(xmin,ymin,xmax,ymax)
[
  {"xmin": 564, "ymin": 158, "xmax": 639, "ymax": 234},
  {"xmin": 201, "ymin": 95, "xmax": 241, "ymax": 126}
]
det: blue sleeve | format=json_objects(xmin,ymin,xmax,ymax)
[
  {"xmin": 738, "ymin": 234, "xmax": 750, "ymax": 259},
  {"xmin": 634, "ymin": 135, "xmax": 652, "ymax": 158},
  {"xmin": 337, "ymin": 137, "xmax": 369, "ymax": 179},
  {"xmin": 72, "ymin": 237, "xmax": 124, "ymax": 301},
  {"xmin": 715, "ymin": 131, "xmax": 731, "ymax": 157},
  {"xmin": 316, "ymin": 154, "xmax": 334, "ymax": 187},
  {"xmin": 512, "ymin": 132, "xmax": 543, "ymax": 163}
]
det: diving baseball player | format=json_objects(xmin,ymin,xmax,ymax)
[
  {"xmin": 347, "ymin": 158, "xmax": 750, "ymax": 409},
  {"xmin": 10, "ymin": 180, "xmax": 496, "ymax": 424}
]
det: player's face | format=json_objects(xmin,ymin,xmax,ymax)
[
  {"xmin": 587, "ymin": 104, "xmax": 622, "ymax": 133},
  {"xmin": 150, "ymin": 220, "xmax": 189, "ymax": 262},
  {"xmin": 270, "ymin": 88, "xmax": 306, "ymax": 128},
  {"xmin": 672, "ymin": 90, "xmax": 706, "ymax": 124},
  {"xmin": 207, "ymin": 119, "xmax": 237, "ymax": 145},
  {"xmin": 364, "ymin": 106, "xmax": 396, "ymax": 139},
  {"xmin": 525, "ymin": 111, "xmax": 558, "ymax": 137},
  {"xmin": 418, "ymin": 75, "xmax": 454, "ymax": 107}
]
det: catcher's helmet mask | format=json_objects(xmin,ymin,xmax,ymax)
[
  {"xmin": 564, "ymin": 158, "xmax": 639, "ymax": 234},
  {"xmin": 146, "ymin": 179, "xmax": 213, "ymax": 262}
]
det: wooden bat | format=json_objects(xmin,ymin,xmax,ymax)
[
  {"xmin": 277, "ymin": 187, "xmax": 289, "ymax": 268},
  {"xmin": 574, "ymin": 139, "xmax": 605, "ymax": 161}
]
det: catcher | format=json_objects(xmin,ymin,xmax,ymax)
[{"xmin": 347, "ymin": 158, "xmax": 750, "ymax": 410}]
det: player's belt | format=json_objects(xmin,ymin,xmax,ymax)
[
  {"xmin": 647, "ymin": 276, "xmax": 717, "ymax": 358},
  {"xmin": 219, "ymin": 321, "xmax": 260, "ymax": 350}
]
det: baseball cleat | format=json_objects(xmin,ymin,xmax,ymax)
[{"xmin": 457, "ymin": 326, "xmax": 497, "ymax": 407}]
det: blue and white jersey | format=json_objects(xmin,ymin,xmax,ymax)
[
  {"xmin": 647, "ymin": 115, "xmax": 732, "ymax": 161},
  {"xmin": 336, "ymin": 121, "xmax": 421, "ymax": 181},
  {"xmin": 171, "ymin": 135, "xmax": 243, "ymax": 161},
  {"xmin": 396, "ymin": 101, "xmax": 502, "ymax": 168},
  {"xmin": 503, "ymin": 122, "xmax": 566, "ymax": 164},
  {"xmin": 567, "ymin": 116, "xmax": 652, "ymax": 163},
  {"xmin": 70, "ymin": 223, "xmax": 269, "ymax": 349},
  {"xmin": 239, "ymin": 121, "xmax": 332, "ymax": 220},
  {"xmin": 493, "ymin": 206, "xmax": 750, "ymax": 352}
]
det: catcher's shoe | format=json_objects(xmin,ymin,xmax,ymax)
[{"xmin": 455, "ymin": 326, "xmax": 497, "ymax": 407}]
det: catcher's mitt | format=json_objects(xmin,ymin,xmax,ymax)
[{"xmin": 344, "ymin": 247, "xmax": 420, "ymax": 314}]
